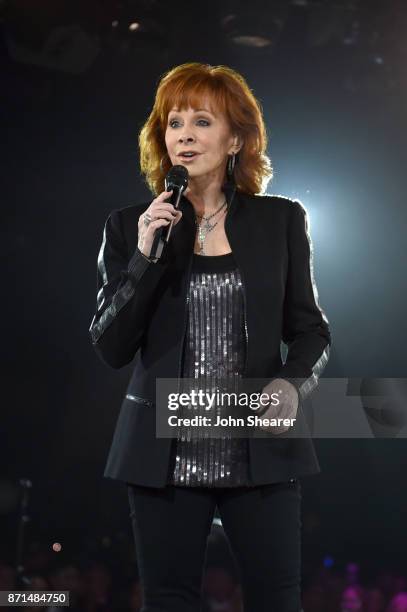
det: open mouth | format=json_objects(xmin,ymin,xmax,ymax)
[{"xmin": 178, "ymin": 152, "xmax": 200, "ymax": 160}]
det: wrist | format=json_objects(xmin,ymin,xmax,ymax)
[{"xmin": 137, "ymin": 247, "xmax": 157, "ymax": 263}]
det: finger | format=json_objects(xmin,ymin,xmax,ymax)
[
  {"xmin": 152, "ymin": 202, "xmax": 179, "ymax": 217},
  {"xmin": 146, "ymin": 218, "xmax": 171, "ymax": 231},
  {"xmin": 150, "ymin": 209, "xmax": 177, "ymax": 222},
  {"xmin": 277, "ymin": 400, "xmax": 290, "ymax": 420},
  {"xmin": 148, "ymin": 190, "xmax": 174, "ymax": 212},
  {"xmin": 153, "ymin": 204, "xmax": 179, "ymax": 216},
  {"xmin": 157, "ymin": 189, "xmax": 173, "ymax": 203},
  {"xmin": 154, "ymin": 204, "xmax": 182, "ymax": 225},
  {"xmin": 173, "ymin": 210, "xmax": 183, "ymax": 225},
  {"xmin": 258, "ymin": 401, "xmax": 291, "ymax": 432},
  {"xmin": 145, "ymin": 203, "xmax": 178, "ymax": 221},
  {"xmin": 273, "ymin": 402, "xmax": 293, "ymax": 428}
]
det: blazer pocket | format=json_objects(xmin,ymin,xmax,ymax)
[{"xmin": 125, "ymin": 393, "xmax": 153, "ymax": 407}]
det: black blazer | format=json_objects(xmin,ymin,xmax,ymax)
[{"xmin": 89, "ymin": 182, "xmax": 332, "ymax": 488}]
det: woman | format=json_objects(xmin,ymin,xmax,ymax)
[{"xmin": 89, "ymin": 62, "xmax": 331, "ymax": 612}]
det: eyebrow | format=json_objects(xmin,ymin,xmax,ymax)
[{"xmin": 169, "ymin": 108, "xmax": 215, "ymax": 115}]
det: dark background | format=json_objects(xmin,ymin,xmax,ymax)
[{"xmin": 2, "ymin": 0, "xmax": 407, "ymax": 577}]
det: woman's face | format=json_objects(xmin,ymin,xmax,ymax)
[{"xmin": 164, "ymin": 98, "xmax": 240, "ymax": 185}]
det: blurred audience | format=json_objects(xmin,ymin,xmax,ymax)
[
  {"xmin": 386, "ymin": 592, "xmax": 407, "ymax": 612},
  {"xmin": 1, "ymin": 544, "xmax": 407, "ymax": 612},
  {"xmin": 365, "ymin": 587, "xmax": 386, "ymax": 612},
  {"xmin": 340, "ymin": 585, "xmax": 366, "ymax": 611}
]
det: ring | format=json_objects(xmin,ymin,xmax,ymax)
[{"xmin": 144, "ymin": 212, "xmax": 153, "ymax": 227}]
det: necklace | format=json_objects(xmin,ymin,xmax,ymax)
[{"xmin": 194, "ymin": 198, "xmax": 228, "ymax": 255}]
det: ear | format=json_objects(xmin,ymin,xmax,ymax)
[{"xmin": 229, "ymin": 134, "xmax": 243, "ymax": 155}]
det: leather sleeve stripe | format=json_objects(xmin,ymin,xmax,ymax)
[
  {"xmin": 89, "ymin": 212, "xmax": 151, "ymax": 345},
  {"xmin": 298, "ymin": 344, "xmax": 330, "ymax": 400},
  {"xmin": 89, "ymin": 278, "xmax": 136, "ymax": 345}
]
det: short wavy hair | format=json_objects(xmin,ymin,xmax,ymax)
[{"xmin": 139, "ymin": 62, "xmax": 273, "ymax": 196}]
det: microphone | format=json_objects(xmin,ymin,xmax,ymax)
[{"xmin": 148, "ymin": 165, "xmax": 189, "ymax": 261}]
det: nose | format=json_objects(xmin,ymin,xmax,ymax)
[{"xmin": 178, "ymin": 133, "xmax": 195, "ymax": 144}]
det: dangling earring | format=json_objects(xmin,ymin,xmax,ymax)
[
  {"xmin": 227, "ymin": 152, "xmax": 236, "ymax": 179},
  {"xmin": 160, "ymin": 153, "xmax": 171, "ymax": 173}
]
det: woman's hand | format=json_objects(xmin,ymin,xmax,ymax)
[
  {"xmin": 138, "ymin": 189, "xmax": 183, "ymax": 258},
  {"xmin": 258, "ymin": 378, "xmax": 299, "ymax": 434}
]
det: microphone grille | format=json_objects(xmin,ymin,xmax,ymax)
[{"xmin": 165, "ymin": 165, "xmax": 189, "ymax": 190}]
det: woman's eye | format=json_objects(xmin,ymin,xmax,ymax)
[{"xmin": 168, "ymin": 118, "xmax": 210, "ymax": 128}]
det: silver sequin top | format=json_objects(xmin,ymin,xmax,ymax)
[{"xmin": 168, "ymin": 252, "xmax": 253, "ymax": 487}]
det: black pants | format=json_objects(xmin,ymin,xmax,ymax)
[{"xmin": 127, "ymin": 479, "xmax": 302, "ymax": 612}]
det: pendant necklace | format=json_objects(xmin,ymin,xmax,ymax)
[{"xmin": 194, "ymin": 198, "xmax": 228, "ymax": 255}]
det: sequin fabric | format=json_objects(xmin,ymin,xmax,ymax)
[{"xmin": 168, "ymin": 252, "xmax": 253, "ymax": 487}]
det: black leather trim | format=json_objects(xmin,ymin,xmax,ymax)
[{"xmin": 125, "ymin": 393, "xmax": 153, "ymax": 407}]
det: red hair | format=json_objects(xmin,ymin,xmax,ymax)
[{"xmin": 139, "ymin": 62, "xmax": 273, "ymax": 195}]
